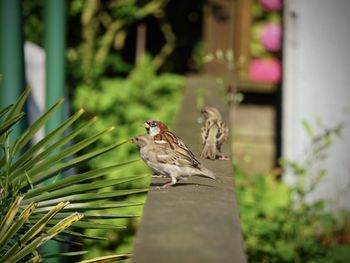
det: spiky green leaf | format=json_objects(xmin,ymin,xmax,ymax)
[
  {"xmin": 5, "ymin": 87, "xmax": 30, "ymax": 121},
  {"xmin": 23, "ymin": 174, "xmax": 147, "ymax": 204},
  {"xmin": 11, "ymin": 108, "xmax": 85, "ymax": 169},
  {"xmin": 12, "ymin": 99, "xmax": 64, "ymax": 155},
  {"xmin": 23, "ymin": 161, "xmax": 140, "ymax": 199},
  {"xmin": 0, "ymin": 202, "xmax": 37, "ymax": 251},
  {"xmin": 0, "ymin": 112, "xmax": 25, "ymax": 136},
  {"xmin": 79, "ymin": 253, "xmax": 132, "ymax": 263}
]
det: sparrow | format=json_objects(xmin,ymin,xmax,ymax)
[
  {"xmin": 200, "ymin": 106, "xmax": 229, "ymax": 160},
  {"xmin": 132, "ymin": 135, "xmax": 216, "ymax": 188},
  {"xmin": 143, "ymin": 120, "xmax": 200, "ymax": 167}
]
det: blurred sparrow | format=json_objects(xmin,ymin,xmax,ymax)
[
  {"xmin": 143, "ymin": 120, "xmax": 200, "ymax": 167},
  {"xmin": 200, "ymin": 106, "xmax": 229, "ymax": 160},
  {"xmin": 132, "ymin": 135, "xmax": 216, "ymax": 188}
]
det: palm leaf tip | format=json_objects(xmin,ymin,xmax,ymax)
[
  {"xmin": 47, "ymin": 212, "xmax": 84, "ymax": 236},
  {"xmin": 78, "ymin": 108, "xmax": 85, "ymax": 114},
  {"xmin": 78, "ymin": 253, "xmax": 132, "ymax": 263},
  {"xmin": 0, "ymin": 195, "xmax": 24, "ymax": 237}
]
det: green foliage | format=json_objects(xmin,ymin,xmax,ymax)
[
  {"xmin": 23, "ymin": 0, "xmax": 171, "ymax": 87},
  {"xmin": 235, "ymin": 122, "xmax": 350, "ymax": 263},
  {"xmin": 72, "ymin": 54, "xmax": 184, "ymax": 258},
  {"xmin": 66, "ymin": 0, "xmax": 170, "ymax": 85},
  {"xmin": 23, "ymin": 0, "xmax": 43, "ymax": 45},
  {"xmin": 0, "ymin": 89, "xmax": 146, "ymax": 262},
  {"xmin": 236, "ymin": 168, "xmax": 350, "ymax": 263}
]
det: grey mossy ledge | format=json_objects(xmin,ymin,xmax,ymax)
[{"xmin": 132, "ymin": 75, "xmax": 246, "ymax": 263}]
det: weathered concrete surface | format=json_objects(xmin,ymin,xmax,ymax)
[{"xmin": 132, "ymin": 75, "xmax": 246, "ymax": 263}]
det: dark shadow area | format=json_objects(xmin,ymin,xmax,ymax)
[{"xmin": 122, "ymin": 0, "xmax": 205, "ymax": 74}]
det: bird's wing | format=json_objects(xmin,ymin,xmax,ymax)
[
  {"xmin": 165, "ymin": 131, "xmax": 200, "ymax": 166},
  {"xmin": 200, "ymin": 126, "xmax": 207, "ymax": 144},
  {"xmin": 201, "ymin": 120, "xmax": 211, "ymax": 143},
  {"xmin": 203, "ymin": 119, "xmax": 217, "ymax": 139},
  {"xmin": 153, "ymin": 130, "xmax": 201, "ymax": 166},
  {"xmin": 216, "ymin": 119, "xmax": 229, "ymax": 144},
  {"xmin": 156, "ymin": 146, "xmax": 196, "ymax": 167}
]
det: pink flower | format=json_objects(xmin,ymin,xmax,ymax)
[
  {"xmin": 249, "ymin": 58, "xmax": 281, "ymax": 84},
  {"xmin": 260, "ymin": 0, "xmax": 282, "ymax": 11},
  {"xmin": 261, "ymin": 23, "xmax": 282, "ymax": 52}
]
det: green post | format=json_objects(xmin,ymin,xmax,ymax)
[
  {"xmin": 43, "ymin": 0, "xmax": 66, "ymax": 261},
  {"xmin": 45, "ymin": 0, "xmax": 66, "ymax": 133},
  {"xmin": 0, "ymin": 0, "xmax": 25, "ymax": 139}
]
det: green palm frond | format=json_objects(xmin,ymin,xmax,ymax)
[
  {"xmin": 78, "ymin": 253, "xmax": 132, "ymax": 263},
  {"xmin": 0, "ymin": 89, "xmax": 147, "ymax": 262}
]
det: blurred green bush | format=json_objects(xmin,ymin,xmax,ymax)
[
  {"xmin": 235, "ymin": 122, "xmax": 350, "ymax": 262},
  {"xmin": 236, "ymin": 167, "xmax": 350, "ymax": 263}
]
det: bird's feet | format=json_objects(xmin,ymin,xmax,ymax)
[
  {"xmin": 155, "ymin": 176, "xmax": 177, "ymax": 189},
  {"xmin": 217, "ymin": 154, "xmax": 229, "ymax": 161},
  {"xmin": 161, "ymin": 182, "xmax": 174, "ymax": 188},
  {"xmin": 155, "ymin": 182, "xmax": 174, "ymax": 189}
]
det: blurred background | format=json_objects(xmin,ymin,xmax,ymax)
[{"xmin": 1, "ymin": 0, "xmax": 349, "ymax": 262}]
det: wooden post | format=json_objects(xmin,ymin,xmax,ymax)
[{"xmin": 136, "ymin": 23, "xmax": 146, "ymax": 63}]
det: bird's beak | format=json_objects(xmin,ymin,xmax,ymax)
[{"xmin": 143, "ymin": 122, "xmax": 150, "ymax": 129}]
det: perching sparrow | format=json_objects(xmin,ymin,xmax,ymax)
[
  {"xmin": 200, "ymin": 107, "xmax": 229, "ymax": 160},
  {"xmin": 143, "ymin": 120, "xmax": 200, "ymax": 167},
  {"xmin": 132, "ymin": 135, "xmax": 216, "ymax": 188}
]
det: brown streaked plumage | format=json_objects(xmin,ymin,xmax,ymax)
[
  {"xmin": 143, "ymin": 120, "xmax": 200, "ymax": 167},
  {"xmin": 132, "ymin": 135, "xmax": 216, "ymax": 188}
]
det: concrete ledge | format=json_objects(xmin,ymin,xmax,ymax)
[{"xmin": 132, "ymin": 75, "xmax": 246, "ymax": 263}]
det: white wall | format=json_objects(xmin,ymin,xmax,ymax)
[
  {"xmin": 283, "ymin": 0, "xmax": 350, "ymax": 210},
  {"xmin": 25, "ymin": 42, "xmax": 45, "ymax": 144}
]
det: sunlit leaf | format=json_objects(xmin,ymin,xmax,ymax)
[
  {"xmin": 0, "ymin": 202, "xmax": 37, "ymax": 252},
  {"xmin": 0, "ymin": 196, "xmax": 23, "ymax": 237},
  {"xmin": 79, "ymin": 253, "xmax": 132, "ymax": 263}
]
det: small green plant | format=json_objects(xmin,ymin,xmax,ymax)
[
  {"xmin": 235, "ymin": 121, "xmax": 350, "ymax": 263},
  {"xmin": 0, "ymin": 88, "xmax": 147, "ymax": 262}
]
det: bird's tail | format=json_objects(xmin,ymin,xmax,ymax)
[
  {"xmin": 201, "ymin": 125, "xmax": 218, "ymax": 159},
  {"xmin": 198, "ymin": 165, "xmax": 216, "ymax": 180},
  {"xmin": 200, "ymin": 142, "xmax": 216, "ymax": 159}
]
